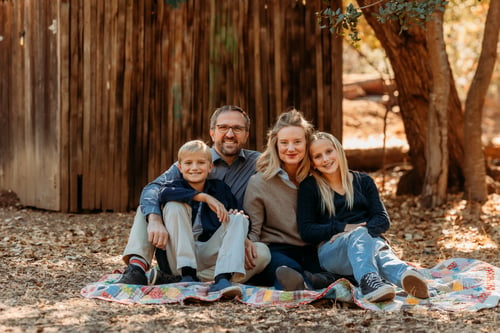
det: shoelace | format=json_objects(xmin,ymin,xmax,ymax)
[{"xmin": 363, "ymin": 273, "xmax": 385, "ymax": 289}]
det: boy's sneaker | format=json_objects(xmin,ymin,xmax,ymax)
[
  {"xmin": 208, "ymin": 278, "xmax": 242, "ymax": 299},
  {"xmin": 117, "ymin": 264, "xmax": 148, "ymax": 285},
  {"xmin": 180, "ymin": 275, "xmax": 200, "ymax": 283},
  {"xmin": 359, "ymin": 272, "xmax": 395, "ymax": 302},
  {"xmin": 304, "ymin": 271, "xmax": 341, "ymax": 289},
  {"xmin": 401, "ymin": 269, "xmax": 430, "ymax": 299},
  {"xmin": 276, "ymin": 266, "xmax": 311, "ymax": 291},
  {"xmin": 148, "ymin": 268, "xmax": 181, "ymax": 285}
]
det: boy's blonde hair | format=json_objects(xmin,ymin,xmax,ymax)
[{"xmin": 178, "ymin": 140, "xmax": 212, "ymax": 162}]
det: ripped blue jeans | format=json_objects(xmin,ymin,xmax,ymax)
[{"xmin": 318, "ymin": 227, "xmax": 410, "ymax": 286}]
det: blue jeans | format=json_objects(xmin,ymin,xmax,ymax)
[{"xmin": 318, "ymin": 227, "xmax": 409, "ymax": 287}]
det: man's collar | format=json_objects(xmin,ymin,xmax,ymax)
[{"xmin": 210, "ymin": 147, "xmax": 246, "ymax": 163}]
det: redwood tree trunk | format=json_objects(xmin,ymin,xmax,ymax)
[
  {"xmin": 357, "ymin": 0, "xmax": 465, "ymax": 195},
  {"xmin": 464, "ymin": 0, "xmax": 500, "ymax": 203}
]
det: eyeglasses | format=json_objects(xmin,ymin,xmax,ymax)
[{"xmin": 215, "ymin": 124, "xmax": 246, "ymax": 134}]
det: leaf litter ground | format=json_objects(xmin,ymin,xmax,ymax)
[{"xmin": 0, "ymin": 169, "xmax": 498, "ymax": 333}]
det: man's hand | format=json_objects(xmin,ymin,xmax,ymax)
[
  {"xmin": 147, "ymin": 214, "xmax": 169, "ymax": 250},
  {"xmin": 244, "ymin": 238, "xmax": 257, "ymax": 270}
]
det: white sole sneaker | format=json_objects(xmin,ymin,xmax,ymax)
[
  {"xmin": 364, "ymin": 284, "xmax": 396, "ymax": 302},
  {"xmin": 402, "ymin": 270, "xmax": 430, "ymax": 299},
  {"xmin": 210, "ymin": 285, "xmax": 242, "ymax": 299}
]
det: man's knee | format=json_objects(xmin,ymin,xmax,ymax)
[
  {"xmin": 254, "ymin": 242, "xmax": 271, "ymax": 270},
  {"xmin": 122, "ymin": 206, "xmax": 154, "ymax": 265}
]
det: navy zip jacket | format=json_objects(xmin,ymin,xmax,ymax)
[
  {"xmin": 297, "ymin": 171, "xmax": 390, "ymax": 244},
  {"xmin": 158, "ymin": 178, "xmax": 239, "ymax": 242}
]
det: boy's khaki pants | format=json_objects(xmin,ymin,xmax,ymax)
[{"xmin": 122, "ymin": 203, "xmax": 270, "ymax": 282}]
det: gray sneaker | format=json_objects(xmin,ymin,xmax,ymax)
[
  {"xmin": 359, "ymin": 272, "xmax": 395, "ymax": 302},
  {"xmin": 275, "ymin": 266, "xmax": 311, "ymax": 291}
]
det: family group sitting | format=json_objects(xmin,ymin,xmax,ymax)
[{"xmin": 117, "ymin": 105, "xmax": 429, "ymax": 303}]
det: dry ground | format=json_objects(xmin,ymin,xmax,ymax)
[
  {"xmin": 0, "ymin": 172, "xmax": 498, "ymax": 333},
  {"xmin": 1, "ymin": 96, "xmax": 498, "ymax": 332}
]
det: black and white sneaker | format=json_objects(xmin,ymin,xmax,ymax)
[
  {"xmin": 359, "ymin": 272, "xmax": 395, "ymax": 302},
  {"xmin": 148, "ymin": 268, "xmax": 181, "ymax": 285},
  {"xmin": 117, "ymin": 264, "xmax": 148, "ymax": 285}
]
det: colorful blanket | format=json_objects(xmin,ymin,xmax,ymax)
[{"xmin": 81, "ymin": 258, "xmax": 500, "ymax": 311}]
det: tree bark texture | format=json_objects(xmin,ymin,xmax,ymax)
[
  {"xmin": 357, "ymin": 0, "xmax": 465, "ymax": 196},
  {"xmin": 464, "ymin": 0, "xmax": 500, "ymax": 203},
  {"xmin": 421, "ymin": 11, "xmax": 449, "ymax": 208}
]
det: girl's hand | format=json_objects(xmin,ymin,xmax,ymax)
[
  {"xmin": 344, "ymin": 222, "xmax": 366, "ymax": 232},
  {"xmin": 329, "ymin": 232, "xmax": 346, "ymax": 243},
  {"xmin": 329, "ymin": 223, "xmax": 368, "ymax": 243}
]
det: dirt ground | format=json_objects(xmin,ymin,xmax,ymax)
[
  {"xmin": 1, "ymin": 96, "xmax": 499, "ymax": 332},
  {"xmin": 0, "ymin": 171, "xmax": 498, "ymax": 333}
]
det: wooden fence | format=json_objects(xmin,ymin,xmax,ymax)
[{"xmin": 0, "ymin": 0, "xmax": 342, "ymax": 212}]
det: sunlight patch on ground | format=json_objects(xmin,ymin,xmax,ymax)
[
  {"xmin": 101, "ymin": 255, "xmax": 123, "ymax": 266},
  {"xmin": 0, "ymin": 303, "xmax": 40, "ymax": 321},
  {"xmin": 438, "ymin": 197, "xmax": 499, "ymax": 253},
  {"xmin": 441, "ymin": 226, "xmax": 497, "ymax": 252}
]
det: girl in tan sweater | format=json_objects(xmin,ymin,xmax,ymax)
[{"xmin": 243, "ymin": 109, "xmax": 322, "ymax": 289}]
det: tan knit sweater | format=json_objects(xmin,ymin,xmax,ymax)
[{"xmin": 243, "ymin": 172, "xmax": 307, "ymax": 246}]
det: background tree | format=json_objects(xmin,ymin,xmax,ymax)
[
  {"xmin": 463, "ymin": 0, "xmax": 499, "ymax": 204},
  {"xmin": 318, "ymin": 0, "xmax": 498, "ymax": 207},
  {"xmin": 421, "ymin": 8, "xmax": 450, "ymax": 207}
]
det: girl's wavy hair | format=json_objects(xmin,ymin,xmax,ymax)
[
  {"xmin": 310, "ymin": 132, "xmax": 354, "ymax": 216},
  {"xmin": 256, "ymin": 109, "xmax": 314, "ymax": 183}
]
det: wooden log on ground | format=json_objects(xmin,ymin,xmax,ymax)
[{"xmin": 346, "ymin": 146, "xmax": 409, "ymax": 171}]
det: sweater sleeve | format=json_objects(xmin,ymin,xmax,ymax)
[
  {"xmin": 243, "ymin": 175, "xmax": 264, "ymax": 242},
  {"xmin": 359, "ymin": 174, "xmax": 390, "ymax": 237},
  {"xmin": 158, "ymin": 181, "xmax": 198, "ymax": 204},
  {"xmin": 140, "ymin": 163, "xmax": 182, "ymax": 216},
  {"xmin": 297, "ymin": 177, "xmax": 337, "ymax": 244}
]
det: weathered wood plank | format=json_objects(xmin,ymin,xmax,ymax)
[
  {"xmin": 1, "ymin": 0, "xmax": 346, "ymax": 212},
  {"xmin": 68, "ymin": 0, "xmax": 84, "ymax": 211},
  {"xmin": 94, "ymin": 0, "xmax": 104, "ymax": 209},
  {"xmin": 81, "ymin": 0, "xmax": 92, "ymax": 209},
  {"xmin": 58, "ymin": 0, "xmax": 71, "ymax": 212}
]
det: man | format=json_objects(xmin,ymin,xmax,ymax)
[{"xmin": 119, "ymin": 105, "xmax": 270, "ymax": 285}]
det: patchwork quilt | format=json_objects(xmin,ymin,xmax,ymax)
[{"xmin": 81, "ymin": 258, "xmax": 500, "ymax": 312}]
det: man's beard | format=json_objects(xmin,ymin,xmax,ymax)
[{"xmin": 218, "ymin": 141, "xmax": 241, "ymax": 156}]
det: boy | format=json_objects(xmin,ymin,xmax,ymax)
[{"xmin": 158, "ymin": 140, "xmax": 247, "ymax": 297}]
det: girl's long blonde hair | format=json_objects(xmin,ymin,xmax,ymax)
[
  {"xmin": 256, "ymin": 109, "xmax": 314, "ymax": 183},
  {"xmin": 310, "ymin": 132, "xmax": 354, "ymax": 216}
]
